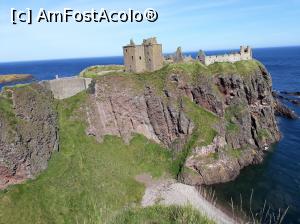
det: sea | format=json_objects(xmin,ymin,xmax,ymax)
[{"xmin": 0, "ymin": 47, "xmax": 299, "ymax": 223}]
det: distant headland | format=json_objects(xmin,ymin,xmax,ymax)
[{"xmin": 0, "ymin": 74, "xmax": 33, "ymax": 84}]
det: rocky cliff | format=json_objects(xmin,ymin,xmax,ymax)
[
  {"xmin": 0, "ymin": 84, "xmax": 58, "ymax": 189},
  {"xmin": 85, "ymin": 75, "xmax": 194, "ymax": 151},
  {"xmin": 84, "ymin": 60, "xmax": 282, "ymax": 185},
  {"xmin": 0, "ymin": 60, "xmax": 285, "ymax": 189},
  {"xmin": 180, "ymin": 64, "xmax": 281, "ymax": 185}
]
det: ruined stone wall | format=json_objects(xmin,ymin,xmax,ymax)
[
  {"xmin": 42, "ymin": 77, "xmax": 92, "ymax": 100},
  {"xmin": 204, "ymin": 46, "xmax": 252, "ymax": 65}
]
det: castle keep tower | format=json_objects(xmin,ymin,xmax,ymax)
[{"xmin": 123, "ymin": 37, "xmax": 163, "ymax": 73}]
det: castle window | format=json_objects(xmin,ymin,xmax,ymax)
[
  {"xmin": 139, "ymin": 56, "xmax": 142, "ymax": 60},
  {"xmin": 132, "ymin": 56, "xmax": 133, "ymax": 60},
  {"xmin": 126, "ymin": 49, "xmax": 127, "ymax": 52}
]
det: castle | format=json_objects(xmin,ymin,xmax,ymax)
[
  {"xmin": 123, "ymin": 37, "xmax": 253, "ymax": 72},
  {"xmin": 123, "ymin": 37, "xmax": 164, "ymax": 73},
  {"xmin": 197, "ymin": 46, "xmax": 253, "ymax": 66}
]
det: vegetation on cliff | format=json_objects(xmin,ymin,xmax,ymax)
[
  {"xmin": 0, "ymin": 92, "xmax": 213, "ymax": 223},
  {"xmin": 80, "ymin": 59, "xmax": 280, "ymax": 186},
  {"xmin": 0, "ymin": 59, "xmax": 280, "ymax": 223},
  {"xmin": 79, "ymin": 65, "xmax": 125, "ymax": 78},
  {"xmin": 0, "ymin": 74, "xmax": 32, "ymax": 84}
]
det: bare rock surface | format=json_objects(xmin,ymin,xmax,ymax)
[
  {"xmin": 274, "ymin": 99, "xmax": 298, "ymax": 119},
  {"xmin": 86, "ymin": 76, "xmax": 193, "ymax": 149},
  {"xmin": 0, "ymin": 84, "xmax": 58, "ymax": 189}
]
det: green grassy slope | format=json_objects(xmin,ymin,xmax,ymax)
[
  {"xmin": 0, "ymin": 92, "xmax": 213, "ymax": 224},
  {"xmin": 113, "ymin": 205, "xmax": 214, "ymax": 224}
]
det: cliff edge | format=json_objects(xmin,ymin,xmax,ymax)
[
  {"xmin": 83, "ymin": 60, "xmax": 281, "ymax": 185},
  {"xmin": 0, "ymin": 60, "xmax": 284, "ymax": 188}
]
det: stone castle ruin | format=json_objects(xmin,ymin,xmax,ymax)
[
  {"xmin": 197, "ymin": 46, "xmax": 253, "ymax": 66},
  {"xmin": 123, "ymin": 37, "xmax": 164, "ymax": 73},
  {"xmin": 123, "ymin": 37, "xmax": 253, "ymax": 72}
]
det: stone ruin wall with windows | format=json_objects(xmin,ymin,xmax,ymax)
[
  {"xmin": 201, "ymin": 46, "xmax": 253, "ymax": 66},
  {"xmin": 123, "ymin": 37, "xmax": 163, "ymax": 73}
]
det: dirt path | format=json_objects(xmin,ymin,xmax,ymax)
[{"xmin": 136, "ymin": 174, "xmax": 237, "ymax": 224}]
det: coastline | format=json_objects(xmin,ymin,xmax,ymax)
[
  {"xmin": 0, "ymin": 74, "xmax": 33, "ymax": 84},
  {"xmin": 0, "ymin": 46, "xmax": 299, "ymax": 222}
]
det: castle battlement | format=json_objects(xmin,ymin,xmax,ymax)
[
  {"xmin": 198, "ymin": 46, "xmax": 253, "ymax": 66},
  {"xmin": 123, "ymin": 37, "xmax": 163, "ymax": 73}
]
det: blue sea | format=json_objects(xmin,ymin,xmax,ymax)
[{"xmin": 0, "ymin": 47, "xmax": 299, "ymax": 223}]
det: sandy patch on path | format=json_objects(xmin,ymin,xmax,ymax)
[{"xmin": 135, "ymin": 173, "xmax": 237, "ymax": 224}]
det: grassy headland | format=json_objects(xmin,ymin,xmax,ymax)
[{"xmin": 0, "ymin": 74, "xmax": 32, "ymax": 84}]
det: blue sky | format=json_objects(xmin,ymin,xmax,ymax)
[{"xmin": 1, "ymin": 0, "xmax": 300, "ymax": 62}]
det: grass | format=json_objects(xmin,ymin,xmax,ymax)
[
  {"xmin": 3, "ymin": 83, "xmax": 31, "ymax": 91},
  {"xmin": 225, "ymin": 104, "xmax": 245, "ymax": 120},
  {"xmin": 0, "ymin": 92, "xmax": 214, "ymax": 224},
  {"xmin": 0, "ymin": 95, "xmax": 17, "ymax": 127},
  {"xmin": 0, "ymin": 74, "xmax": 32, "ymax": 84},
  {"xmin": 165, "ymin": 60, "xmax": 261, "ymax": 77},
  {"xmin": 227, "ymin": 148, "xmax": 243, "ymax": 159},
  {"xmin": 257, "ymin": 129, "xmax": 271, "ymax": 141},
  {"xmin": 112, "ymin": 205, "xmax": 214, "ymax": 224},
  {"xmin": 171, "ymin": 97, "xmax": 219, "ymax": 176},
  {"xmin": 81, "ymin": 65, "xmax": 125, "ymax": 78},
  {"xmin": 226, "ymin": 122, "xmax": 239, "ymax": 133},
  {"xmin": 82, "ymin": 60, "xmax": 262, "ymax": 99},
  {"xmin": 224, "ymin": 104, "xmax": 246, "ymax": 133},
  {"xmin": 137, "ymin": 60, "xmax": 261, "ymax": 95},
  {"xmin": 182, "ymin": 97, "xmax": 219, "ymax": 148},
  {"xmin": 208, "ymin": 60, "xmax": 261, "ymax": 76}
]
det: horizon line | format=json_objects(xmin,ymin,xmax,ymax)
[{"xmin": 1, "ymin": 45, "xmax": 299, "ymax": 64}]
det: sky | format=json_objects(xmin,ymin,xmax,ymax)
[{"xmin": 1, "ymin": 0, "xmax": 300, "ymax": 62}]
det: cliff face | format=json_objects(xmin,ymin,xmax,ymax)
[
  {"xmin": 85, "ymin": 61, "xmax": 281, "ymax": 185},
  {"xmin": 0, "ymin": 60, "xmax": 282, "ymax": 189},
  {"xmin": 0, "ymin": 84, "xmax": 58, "ymax": 189},
  {"xmin": 180, "ymin": 65, "xmax": 281, "ymax": 185},
  {"xmin": 86, "ymin": 76, "xmax": 194, "ymax": 151}
]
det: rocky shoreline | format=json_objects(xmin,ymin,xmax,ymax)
[{"xmin": 0, "ymin": 74, "xmax": 33, "ymax": 84}]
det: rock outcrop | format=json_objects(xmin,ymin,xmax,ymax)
[
  {"xmin": 272, "ymin": 92, "xmax": 298, "ymax": 119},
  {"xmin": 180, "ymin": 64, "xmax": 281, "ymax": 185},
  {"xmin": 0, "ymin": 84, "xmax": 58, "ymax": 189},
  {"xmin": 274, "ymin": 99, "xmax": 298, "ymax": 119},
  {"xmin": 0, "ymin": 60, "xmax": 286, "ymax": 188},
  {"xmin": 84, "ymin": 61, "xmax": 282, "ymax": 186},
  {"xmin": 85, "ymin": 76, "xmax": 194, "ymax": 150}
]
